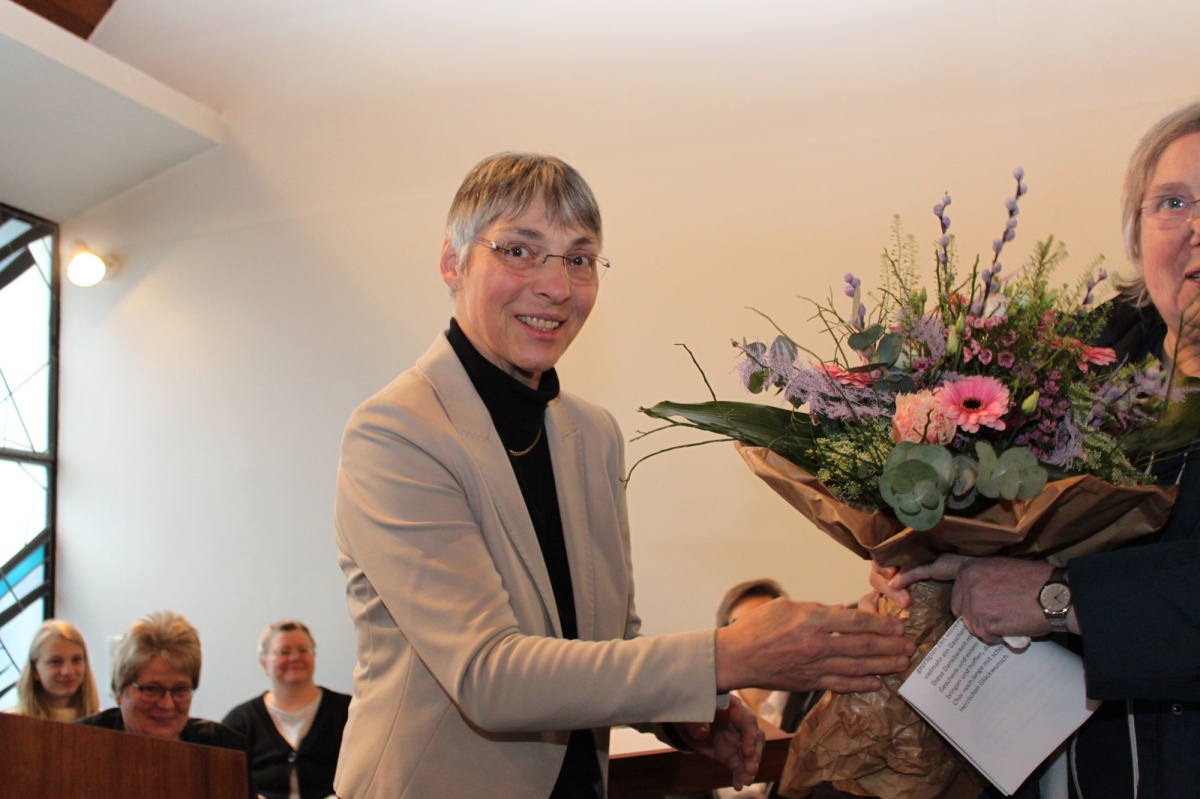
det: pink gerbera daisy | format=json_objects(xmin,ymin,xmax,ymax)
[{"xmin": 934, "ymin": 375, "xmax": 1011, "ymax": 433}]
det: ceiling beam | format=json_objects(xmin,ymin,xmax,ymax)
[{"xmin": 9, "ymin": 0, "xmax": 114, "ymax": 39}]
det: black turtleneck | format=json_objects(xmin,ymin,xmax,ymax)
[{"xmin": 446, "ymin": 319, "xmax": 601, "ymax": 798}]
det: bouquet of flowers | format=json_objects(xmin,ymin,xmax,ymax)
[{"xmin": 637, "ymin": 171, "xmax": 1198, "ymax": 798}]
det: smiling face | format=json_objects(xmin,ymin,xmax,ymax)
[
  {"xmin": 1142, "ymin": 131, "xmax": 1200, "ymax": 375},
  {"xmin": 441, "ymin": 197, "xmax": 599, "ymax": 387},
  {"xmin": 116, "ymin": 654, "xmax": 193, "ymax": 740},
  {"xmin": 33, "ymin": 636, "xmax": 86, "ymax": 708},
  {"xmin": 261, "ymin": 629, "xmax": 316, "ymax": 688}
]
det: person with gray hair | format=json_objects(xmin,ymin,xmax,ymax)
[
  {"xmin": 882, "ymin": 100, "xmax": 1200, "ymax": 798},
  {"xmin": 334, "ymin": 152, "xmax": 914, "ymax": 799},
  {"xmin": 222, "ymin": 620, "xmax": 350, "ymax": 799},
  {"xmin": 77, "ymin": 610, "xmax": 245, "ymax": 753}
]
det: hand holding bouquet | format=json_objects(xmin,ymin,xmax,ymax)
[{"xmin": 638, "ymin": 171, "xmax": 1198, "ymax": 797}]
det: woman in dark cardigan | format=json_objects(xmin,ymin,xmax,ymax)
[{"xmin": 222, "ymin": 621, "xmax": 350, "ymax": 799}]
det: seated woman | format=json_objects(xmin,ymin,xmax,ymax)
[
  {"xmin": 77, "ymin": 610, "xmax": 244, "ymax": 752},
  {"xmin": 222, "ymin": 621, "xmax": 350, "ymax": 799},
  {"xmin": 14, "ymin": 619, "xmax": 100, "ymax": 721}
]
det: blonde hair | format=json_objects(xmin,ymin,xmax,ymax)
[
  {"xmin": 111, "ymin": 611, "xmax": 202, "ymax": 695},
  {"xmin": 16, "ymin": 619, "xmax": 101, "ymax": 719}
]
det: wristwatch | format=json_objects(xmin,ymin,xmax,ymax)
[{"xmin": 1038, "ymin": 567, "xmax": 1071, "ymax": 633}]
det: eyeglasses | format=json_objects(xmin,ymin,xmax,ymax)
[
  {"xmin": 1141, "ymin": 194, "xmax": 1200, "ymax": 227},
  {"xmin": 130, "ymin": 682, "xmax": 193, "ymax": 703},
  {"xmin": 270, "ymin": 647, "xmax": 314, "ymax": 658},
  {"xmin": 476, "ymin": 238, "xmax": 610, "ymax": 285}
]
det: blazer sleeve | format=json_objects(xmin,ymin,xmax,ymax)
[
  {"xmin": 1069, "ymin": 538, "xmax": 1200, "ymax": 701},
  {"xmin": 335, "ymin": 374, "xmax": 717, "ymax": 734}
]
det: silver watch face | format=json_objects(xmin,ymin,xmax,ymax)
[{"xmin": 1040, "ymin": 583, "xmax": 1071, "ymax": 613}]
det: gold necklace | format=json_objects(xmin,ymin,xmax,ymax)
[{"xmin": 507, "ymin": 426, "xmax": 543, "ymax": 457}]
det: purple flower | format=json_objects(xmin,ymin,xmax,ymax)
[
  {"xmin": 978, "ymin": 348, "xmax": 994, "ymax": 365},
  {"xmin": 1001, "ymin": 330, "xmax": 1018, "ymax": 347},
  {"xmin": 1013, "ymin": 167, "xmax": 1025, "ymax": 181},
  {"xmin": 997, "ymin": 351, "xmax": 1015, "ymax": 368},
  {"xmin": 1005, "ymin": 198, "xmax": 1019, "ymax": 213},
  {"xmin": 1045, "ymin": 414, "xmax": 1085, "ymax": 469}
]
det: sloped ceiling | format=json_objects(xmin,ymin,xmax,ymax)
[{"xmin": 0, "ymin": 0, "xmax": 220, "ymax": 222}]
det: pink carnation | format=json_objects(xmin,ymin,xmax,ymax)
[
  {"xmin": 814, "ymin": 362, "xmax": 875, "ymax": 388},
  {"xmin": 934, "ymin": 375, "xmax": 1011, "ymax": 433},
  {"xmin": 1080, "ymin": 345, "xmax": 1117, "ymax": 371},
  {"xmin": 893, "ymin": 390, "xmax": 957, "ymax": 445}
]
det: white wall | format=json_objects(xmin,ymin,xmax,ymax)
[{"xmin": 47, "ymin": 0, "xmax": 1199, "ymax": 720}]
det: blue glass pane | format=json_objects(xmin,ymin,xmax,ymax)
[
  {"xmin": 0, "ymin": 461, "xmax": 47, "ymax": 563},
  {"xmin": 0, "ymin": 599, "xmax": 48, "ymax": 711}
]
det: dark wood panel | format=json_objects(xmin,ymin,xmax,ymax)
[
  {"xmin": 609, "ymin": 721, "xmax": 794, "ymax": 798},
  {"xmin": 11, "ymin": 0, "xmax": 116, "ymax": 39},
  {"xmin": 0, "ymin": 713, "xmax": 247, "ymax": 799}
]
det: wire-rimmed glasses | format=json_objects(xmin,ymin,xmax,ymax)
[
  {"xmin": 476, "ymin": 238, "xmax": 610, "ymax": 285},
  {"xmin": 1141, "ymin": 194, "xmax": 1200, "ymax": 227}
]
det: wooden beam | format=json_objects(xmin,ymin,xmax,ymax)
[{"xmin": 9, "ymin": 0, "xmax": 116, "ymax": 39}]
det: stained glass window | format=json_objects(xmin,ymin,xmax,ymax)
[{"xmin": 0, "ymin": 205, "xmax": 58, "ymax": 708}]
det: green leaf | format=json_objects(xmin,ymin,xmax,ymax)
[
  {"xmin": 639, "ymin": 400, "xmax": 817, "ymax": 471},
  {"xmin": 875, "ymin": 333, "xmax": 901, "ymax": 365},
  {"xmin": 847, "ymin": 324, "xmax": 884, "ymax": 351}
]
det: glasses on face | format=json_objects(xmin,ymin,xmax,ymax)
[
  {"xmin": 1141, "ymin": 193, "xmax": 1200, "ymax": 227},
  {"xmin": 131, "ymin": 682, "xmax": 193, "ymax": 704},
  {"xmin": 270, "ymin": 647, "xmax": 314, "ymax": 658},
  {"xmin": 475, "ymin": 238, "xmax": 610, "ymax": 285}
]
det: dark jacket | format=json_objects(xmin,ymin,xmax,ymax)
[
  {"xmin": 999, "ymin": 299, "xmax": 1200, "ymax": 799},
  {"xmin": 221, "ymin": 688, "xmax": 350, "ymax": 799},
  {"xmin": 77, "ymin": 706, "xmax": 247, "ymax": 752}
]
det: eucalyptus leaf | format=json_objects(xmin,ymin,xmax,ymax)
[
  {"xmin": 875, "ymin": 333, "xmax": 902, "ymax": 365},
  {"xmin": 847, "ymin": 324, "xmax": 884, "ymax": 351}
]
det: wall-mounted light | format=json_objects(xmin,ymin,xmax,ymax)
[{"xmin": 66, "ymin": 241, "xmax": 112, "ymax": 287}]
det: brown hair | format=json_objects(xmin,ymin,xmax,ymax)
[{"xmin": 716, "ymin": 578, "xmax": 788, "ymax": 627}]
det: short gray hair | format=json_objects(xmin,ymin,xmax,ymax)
[
  {"xmin": 258, "ymin": 620, "xmax": 315, "ymax": 657},
  {"xmin": 111, "ymin": 611, "xmax": 202, "ymax": 694},
  {"xmin": 445, "ymin": 153, "xmax": 602, "ymax": 269}
]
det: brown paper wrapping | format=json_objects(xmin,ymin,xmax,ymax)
[
  {"xmin": 782, "ymin": 582, "xmax": 986, "ymax": 799},
  {"xmin": 737, "ymin": 444, "xmax": 1177, "ymax": 569},
  {"xmin": 734, "ymin": 444, "xmax": 1178, "ymax": 799}
]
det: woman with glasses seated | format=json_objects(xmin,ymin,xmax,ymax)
[
  {"xmin": 222, "ymin": 621, "xmax": 350, "ymax": 799},
  {"xmin": 77, "ymin": 610, "xmax": 245, "ymax": 752},
  {"xmin": 14, "ymin": 619, "xmax": 100, "ymax": 721}
]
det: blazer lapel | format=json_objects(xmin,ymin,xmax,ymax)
[
  {"xmin": 417, "ymin": 334, "xmax": 562, "ymax": 636},
  {"xmin": 547, "ymin": 398, "xmax": 596, "ymax": 642}
]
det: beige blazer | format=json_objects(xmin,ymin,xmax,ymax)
[{"xmin": 334, "ymin": 332, "xmax": 717, "ymax": 799}]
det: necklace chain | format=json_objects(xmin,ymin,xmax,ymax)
[{"xmin": 507, "ymin": 426, "xmax": 543, "ymax": 457}]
